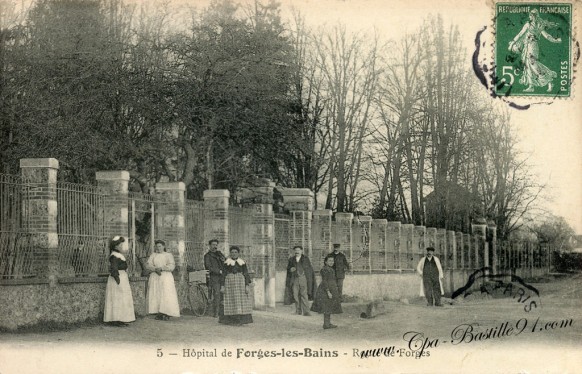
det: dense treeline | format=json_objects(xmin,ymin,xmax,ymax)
[{"xmin": 0, "ymin": 0, "xmax": 544, "ymax": 239}]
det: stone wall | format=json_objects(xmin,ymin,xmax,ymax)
[{"xmin": 0, "ymin": 278, "xmax": 148, "ymax": 331}]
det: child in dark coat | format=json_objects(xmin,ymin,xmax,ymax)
[{"xmin": 311, "ymin": 255, "xmax": 343, "ymax": 329}]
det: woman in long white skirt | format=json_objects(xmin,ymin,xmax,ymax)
[
  {"xmin": 147, "ymin": 240, "xmax": 180, "ymax": 321},
  {"xmin": 103, "ymin": 236, "xmax": 135, "ymax": 326}
]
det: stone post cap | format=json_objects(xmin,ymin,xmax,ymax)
[
  {"xmin": 203, "ymin": 189, "xmax": 230, "ymax": 199},
  {"xmin": 387, "ymin": 221, "xmax": 402, "ymax": 226},
  {"xmin": 95, "ymin": 171, "xmax": 130, "ymax": 181},
  {"xmin": 357, "ymin": 215, "xmax": 373, "ymax": 223},
  {"xmin": 415, "ymin": 225, "xmax": 426, "ymax": 230},
  {"xmin": 280, "ymin": 188, "xmax": 314, "ymax": 197},
  {"xmin": 156, "ymin": 182, "xmax": 186, "ymax": 191},
  {"xmin": 313, "ymin": 209, "xmax": 332, "ymax": 216},
  {"xmin": 372, "ymin": 219, "xmax": 388, "ymax": 225},
  {"xmin": 437, "ymin": 228, "xmax": 447, "ymax": 233},
  {"xmin": 401, "ymin": 223, "xmax": 414, "ymax": 228},
  {"xmin": 335, "ymin": 212, "xmax": 354, "ymax": 221},
  {"xmin": 447, "ymin": 229, "xmax": 456, "ymax": 234},
  {"xmin": 426, "ymin": 227, "xmax": 438, "ymax": 233},
  {"xmin": 20, "ymin": 158, "xmax": 59, "ymax": 169}
]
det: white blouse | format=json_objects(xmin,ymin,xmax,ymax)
[{"xmin": 147, "ymin": 252, "xmax": 176, "ymax": 272}]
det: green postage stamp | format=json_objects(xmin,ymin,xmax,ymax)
[{"xmin": 495, "ymin": 2, "xmax": 572, "ymax": 97}]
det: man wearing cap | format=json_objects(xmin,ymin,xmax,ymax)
[
  {"xmin": 204, "ymin": 239, "xmax": 225, "ymax": 317},
  {"xmin": 416, "ymin": 247, "xmax": 444, "ymax": 307},
  {"xmin": 330, "ymin": 243, "xmax": 350, "ymax": 301}
]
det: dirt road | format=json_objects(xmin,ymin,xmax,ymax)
[{"xmin": 1, "ymin": 273, "xmax": 580, "ymax": 373}]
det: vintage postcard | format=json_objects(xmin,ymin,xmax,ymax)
[{"xmin": 0, "ymin": 0, "xmax": 580, "ymax": 373}]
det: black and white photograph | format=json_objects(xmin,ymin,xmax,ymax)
[{"xmin": 0, "ymin": 0, "xmax": 580, "ymax": 372}]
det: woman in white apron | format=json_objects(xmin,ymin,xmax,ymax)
[{"xmin": 146, "ymin": 240, "xmax": 180, "ymax": 320}]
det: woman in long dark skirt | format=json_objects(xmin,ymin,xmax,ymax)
[
  {"xmin": 103, "ymin": 236, "xmax": 135, "ymax": 326},
  {"xmin": 311, "ymin": 254, "xmax": 343, "ymax": 329},
  {"xmin": 219, "ymin": 246, "xmax": 253, "ymax": 326}
]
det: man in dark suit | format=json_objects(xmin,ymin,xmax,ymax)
[
  {"xmin": 204, "ymin": 239, "xmax": 225, "ymax": 317},
  {"xmin": 284, "ymin": 246, "xmax": 316, "ymax": 316},
  {"xmin": 330, "ymin": 243, "xmax": 350, "ymax": 301}
]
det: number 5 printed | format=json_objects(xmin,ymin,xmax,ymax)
[{"xmin": 501, "ymin": 66, "xmax": 514, "ymax": 86}]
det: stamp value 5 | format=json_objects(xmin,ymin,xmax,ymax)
[{"xmin": 495, "ymin": 2, "xmax": 572, "ymax": 97}]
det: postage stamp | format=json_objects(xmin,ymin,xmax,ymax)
[{"xmin": 495, "ymin": 2, "xmax": 573, "ymax": 97}]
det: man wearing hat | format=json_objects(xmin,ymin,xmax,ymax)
[
  {"xmin": 330, "ymin": 243, "xmax": 350, "ymax": 301},
  {"xmin": 416, "ymin": 247, "xmax": 444, "ymax": 307},
  {"xmin": 204, "ymin": 239, "xmax": 225, "ymax": 317}
]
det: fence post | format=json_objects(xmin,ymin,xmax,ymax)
[
  {"xmin": 156, "ymin": 182, "xmax": 186, "ymax": 284},
  {"xmin": 487, "ymin": 221, "xmax": 497, "ymax": 274},
  {"xmin": 447, "ymin": 230, "xmax": 456, "ymax": 270},
  {"xmin": 95, "ymin": 171, "xmax": 130, "ymax": 241},
  {"xmin": 335, "ymin": 213, "xmax": 353, "ymax": 274},
  {"xmin": 244, "ymin": 182, "xmax": 275, "ymax": 310},
  {"xmin": 280, "ymin": 188, "xmax": 314, "ymax": 258},
  {"xmin": 20, "ymin": 158, "xmax": 59, "ymax": 285},
  {"xmin": 203, "ymin": 190, "xmax": 229, "ymax": 254}
]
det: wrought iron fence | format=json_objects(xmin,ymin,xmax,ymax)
[
  {"xmin": 228, "ymin": 206, "xmax": 260, "ymax": 275},
  {"xmin": 0, "ymin": 173, "xmax": 35, "ymax": 279},
  {"xmin": 274, "ymin": 213, "xmax": 291, "ymax": 271},
  {"xmin": 185, "ymin": 199, "xmax": 206, "ymax": 271},
  {"xmin": 128, "ymin": 191, "xmax": 166, "ymax": 276},
  {"xmin": 57, "ymin": 182, "xmax": 108, "ymax": 277}
]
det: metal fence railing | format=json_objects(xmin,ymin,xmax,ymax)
[
  {"xmin": 274, "ymin": 213, "xmax": 291, "ymax": 271},
  {"xmin": 57, "ymin": 182, "xmax": 108, "ymax": 277},
  {"xmin": 185, "ymin": 199, "xmax": 206, "ymax": 271},
  {"xmin": 0, "ymin": 173, "xmax": 35, "ymax": 279},
  {"xmin": 228, "ymin": 206, "xmax": 260, "ymax": 276}
]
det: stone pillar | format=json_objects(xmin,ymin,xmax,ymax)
[
  {"xmin": 401, "ymin": 224, "xmax": 414, "ymax": 270},
  {"xmin": 414, "ymin": 226, "xmax": 426, "ymax": 267},
  {"xmin": 203, "ymin": 190, "xmax": 230, "ymax": 254},
  {"xmin": 95, "ymin": 171, "xmax": 130, "ymax": 240},
  {"xmin": 281, "ymin": 188, "xmax": 314, "ymax": 257},
  {"xmin": 241, "ymin": 183, "xmax": 275, "ymax": 310},
  {"xmin": 156, "ymin": 182, "xmax": 186, "ymax": 282},
  {"xmin": 472, "ymin": 219, "xmax": 488, "ymax": 272},
  {"xmin": 357, "ymin": 216, "xmax": 372, "ymax": 273},
  {"xmin": 312, "ymin": 210, "xmax": 332, "ymax": 270},
  {"xmin": 463, "ymin": 233, "xmax": 472, "ymax": 269},
  {"xmin": 387, "ymin": 222, "xmax": 401, "ymax": 270},
  {"xmin": 335, "ymin": 213, "xmax": 354, "ymax": 274},
  {"xmin": 456, "ymin": 232, "xmax": 464, "ymax": 269},
  {"xmin": 447, "ymin": 230, "xmax": 457, "ymax": 269},
  {"xmin": 372, "ymin": 219, "xmax": 388, "ymax": 272},
  {"xmin": 20, "ymin": 158, "xmax": 59, "ymax": 285},
  {"xmin": 487, "ymin": 221, "xmax": 497, "ymax": 274},
  {"xmin": 436, "ymin": 229, "xmax": 447, "ymax": 269}
]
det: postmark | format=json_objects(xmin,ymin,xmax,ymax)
[{"xmin": 495, "ymin": 2, "xmax": 573, "ymax": 97}]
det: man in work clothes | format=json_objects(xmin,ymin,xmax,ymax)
[
  {"xmin": 284, "ymin": 246, "xmax": 316, "ymax": 316},
  {"xmin": 330, "ymin": 243, "xmax": 350, "ymax": 301},
  {"xmin": 416, "ymin": 247, "xmax": 444, "ymax": 307},
  {"xmin": 204, "ymin": 239, "xmax": 225, "ymax": 317}
]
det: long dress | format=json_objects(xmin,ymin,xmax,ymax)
[
  {"xmin": 512, "ymin": 20, "xmax": 557, "ymax": 88},
  {"xmin": 311, "ymin": 265, "xmax": 343, "ymax": 315},
  {"xmin": 219, "ymin": 258, "xmax": 253, "ymax": 325},
  {"xmin": 147, "ymin": 251, "xmax": 180, "ymax": 317},
  {"xmin": 103, "ymin": 251, "xmax": 136, "ymax": 323}
]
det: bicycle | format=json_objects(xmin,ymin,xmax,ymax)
[{"xmin": 187, "ymin": 270, "xmax": 210, "ymax": 317}]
